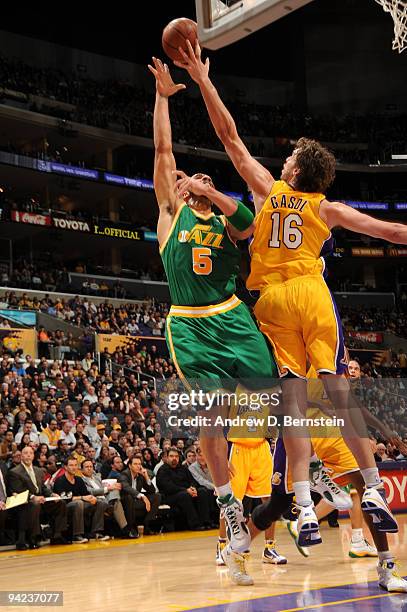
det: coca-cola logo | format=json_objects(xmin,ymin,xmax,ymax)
[
  {"xmin": 11, "ymin": 211, "xmax": 51, "ymax": 226},
  {"xmin": 53, "ymin": 217, "xmax": 90, "ymax": 232}
]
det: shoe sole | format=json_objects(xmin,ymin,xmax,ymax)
[
  {"xmin": 262, "ymin": 556, "xmax": 287, "ymax": 565},
  {"xmin": 297, "ymin": 522, "xmax": 322, "ymax": 547},
  {"xmin": 379, "ymin": 582, "xmax": 407, "ymax": 593},
  {"xmin": 349, "ymin": 551, "xmax": 378, "ymax": 558},
  {"xmin": 361, "ymin": 499, "xmax": 398, "ymax": 533},
  {"xmin": 287, "ymin": 524, "xmax": 310, "ymax": 558}
]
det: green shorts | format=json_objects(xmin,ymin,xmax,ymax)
[{"xmin": 166, "ymin": 296, "xmax": 278, "ymax": 391}]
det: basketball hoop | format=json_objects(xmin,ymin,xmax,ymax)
[{"xmin": 375, "ymin": 0, "xmax": 407, "ymax": 53}]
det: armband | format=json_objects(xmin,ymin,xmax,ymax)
[{"xmin": 226, "ymin": 200, "xmax": 254, "ymax": 232}]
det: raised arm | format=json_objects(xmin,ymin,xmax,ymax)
[
  {"xmin": 321, "ymin": 200, "xmax": 407, "ymax": 243},
  {"xmin": 175, "ymin": 41, "xmax": 274, "ymax": 202},
  {"xmin": 148, "ymin": 58, "xmax": 186, "ymax": 246},
  {"xmin": 174, "ymin": 170, "xmax": 255, "ymax": 239}
]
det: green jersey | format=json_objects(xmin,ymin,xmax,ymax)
[{"xmin": 160, "ymin": 204, "xmax": 240, "ymax": 306}]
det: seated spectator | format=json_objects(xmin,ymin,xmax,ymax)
[
  {"xmin": 81, "ymin": 458, "xmax": 138, "ymax": 539},
  {"xmin": 118, "ymin": 455, "xmax": 161, "ymax": 536},
  {"xmin": 156, "ymin": 448, "xmax": 212, "ymax": 531},
  {"xmin": 108, "ymin": 454, "xmax": 125, "ymax": 479},
  {"xmin": 375, "ymin": 442, "xmax": 392, "ymax": 462},
  {"xmin": 188, "ymin": 447, "xmax": 216, "ymax": 492},
  {"xmin": 39, "ymin": 419, "xmax": 61, "ymax": 451},
  {"xmin": 15, "ymin": 421, "xmax": 39, "ymax": 446},
  {"xmin": 183, "ymin": 448, "xmax": 196, "ymax": 467},
  {"xmin": 59, "ymin": 422, "xmax": 77, "ymax": 450},
  {"xmin": 8, "ymin": 446, "xmax": 68, "ymax": 548},
  {"xmin": 53, "ymin": 456, "xmax": 109, "ymax": 542}
]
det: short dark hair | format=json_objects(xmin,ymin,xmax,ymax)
[
  {"xmin": 129, "ymin": 455, "xmax": 142, "ymax": 466},
  {"xmin": 294, "ymin": 137, "xmax": 336, "ymax": 194},
  {"xmin": 65, "ymin": 455, "xmax": 78, "ymax": 465},
  {"xmin": 167, "ymin": 446, "xmax": 180, "ymax": 457},
  {"xmin": 81, "ymin": 459, "xmax": 93, "ymax": 469}
]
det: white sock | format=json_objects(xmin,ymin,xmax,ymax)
[
  {"xmin": 351, "ymin": 528, "xmax": 364, "ymax": 543},
  {"xmin": 293, "ymin": 481, "xmax": 312, "ymax": 507},
  {"xmin": 361, "ymin": 467, "xmax": 381, "ymax": 488},
  {"xmin": 309, "ymin": 453, "xmax": 319, "ymax": 464},
  {"xmin": 378, "ymin": 550, "xmax": 394, "ymax": 563},
  {"xmin": 216, "ymin": 482, "xmax": 233, "ymax": 499}
]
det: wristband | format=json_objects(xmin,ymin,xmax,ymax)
[{"xmin": 226, "ymin": 200, "xmax": 254, "ymax": 232}]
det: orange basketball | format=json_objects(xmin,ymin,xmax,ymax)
[{"xmin": 162, "ymin": 18, "xmax": 198, "ymax": 63}]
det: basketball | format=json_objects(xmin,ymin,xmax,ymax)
[{"xmin": 162, "ymin": 18, "xmax": 198, "ymax": 62}]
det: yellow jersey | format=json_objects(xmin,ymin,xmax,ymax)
[{"xmin": 247, "ymin": 180, "xmax": 331, "ymax": 288}]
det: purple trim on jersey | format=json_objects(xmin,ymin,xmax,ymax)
[
  {"xmin": 330, "ymin": 290, "xmax": 347, "ymax": 375},
  {"xmin": 272, "ymin": 438, "xmax": 291, "ymax": 494}
]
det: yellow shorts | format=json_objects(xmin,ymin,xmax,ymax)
[
  {"xmin": 229, "ymin": 439, "xmax": 272, "ymax": 499},
  {"xmin": 312, "ymin": 436, "xmax": 359, "ymax": 486},
  {"xmin": 274, "ymin": 437, "xmax": 358, "ymax": 494},
  {"xmin": 254, "ymin": 275, "xmax": 346, "ymax": 378}
]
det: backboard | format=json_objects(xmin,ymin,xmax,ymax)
[{"xmin": 195, "ymin": 0, "xmax": 314, "ymax": 50}]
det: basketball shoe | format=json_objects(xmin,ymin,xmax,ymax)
[
  {"xmin": 349, "ymin": 538, "xmax": 377, "ymax": 558},
  {"xmin": 217, "ymin": 494, "xmax": 251, "ymax": 553},
  {"xmin": 286, "ymin": 520, "xmax": 310, "ymax": 558},
  {"xmin": 297, "ymin": 504, "xmax": 322, "ymax": 547},
  {"xmin": 262, "ymin": 540, "xmax": 287, "ymax": 564},
  {"xmin": 361, "ymin": 484, "xmax": 398, "ymax": 533},
  {"xmin": 216, "ymin": 539, "xmax": 226, "ymax": 566},
  {"xmin": 377, "ymin": 560, "xmax": 407, "ymax": 592},
  {"xmin": 309, "ymin": 460, "xmax": 353, "ymax": 510},
  {"xmin": 221, "ymin": 544, "xmax": 254, "ymax": 586}
]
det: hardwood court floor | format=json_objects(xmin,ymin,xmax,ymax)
[{"xmin": 1, "ymin": 515, "xmax": 406, "ymax": 612}]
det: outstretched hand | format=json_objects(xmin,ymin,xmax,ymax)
[
  {"xmin": 173, "ymin": 170, "xmax": 210, "ymax": 199},
  {"xmin": 173, "ymin": 40, "xmax": 210, "ymax": 84},
  {"xmin": 148, "ymin": 57, "xmax": 186, "ymax": 97}
]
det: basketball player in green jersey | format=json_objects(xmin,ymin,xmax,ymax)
[{"xmin": 149, "ymin": 57, "xmax": 277, "ymax": 585}]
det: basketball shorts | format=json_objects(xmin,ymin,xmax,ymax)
[
  {"xmin": 272, "ymin": 436, "xmax": 359, "ymax": 494},
  {"xmin": 312, "ymin": 436, "xmax": 359, "ymax": 486},
  {"xmin": 166, "ymin": 295, "xmax": 278, "ymax": 391},
  {"xmin": 254, "ymin": 275, "xmax": 346, "ymax": 378},
  {"xmin": 229, "ymin": 439, "xmax": 272, "ymax": 499}
]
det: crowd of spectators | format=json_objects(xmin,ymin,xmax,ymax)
[
  {"xmin": 0, "ymin": 258, "xmax": 166, "ymax": 298},
  {"xmin": 0, "ymin": 343, "xmax": 223, "ymax": 549},
  {"xmin": 1, "ymin": 291, "xmax": 168, "ymax": 339},
  {"xmin": 0, "ymin": 322, "xmax": 406, "ymax": 550},
  {"xmin": 1, "ymin": 54, "xmax": 407, "ymax": 164},
  {"xmin": 341, "ymin": 306, "xmax": 407, "ymax": 339}
]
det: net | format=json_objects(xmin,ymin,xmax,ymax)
[{"xmin": 375, "ymin": 0, "xmax": 407, "ymax": 53}]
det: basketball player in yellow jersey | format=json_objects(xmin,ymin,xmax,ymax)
[
  {"xmin": 216, "ymin": 395, "xmax": 286, "ymax": 566},
  {"xmin": 176, "ymin": 40, "xmax": 407, "ymax": 587}
]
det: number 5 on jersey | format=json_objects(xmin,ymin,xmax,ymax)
[
  {"xmin": 192, "ymin": 247, "xmax": 212, "ymax": 275},
  {"xmin": 269, "ymin": 212, "xmax": 303, "ymax": 249}
]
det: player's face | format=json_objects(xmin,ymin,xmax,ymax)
[
  {"xmin": 187, "ymin": 173, "xmax": 214, "ymax": 212},
  {"xmin": 281, "ymin": 149, "xmax": 299, "ymax": 183},
  {"xmin": 348, "ymin": 360, "xmax": 361, "ymax": 379}
]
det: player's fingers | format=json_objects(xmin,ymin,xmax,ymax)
[
  {"xmin": 178, "ymin": 47, "xmax": 191, "ymax": 64},
  {"xmin": 147, "ymin": 65, "xmax": 158, "ymax": 77},
  {"xmin": 173, "ymin": 170, "xmax": 187, "ymax": 179},
  {"xmin": 174, "ymin": 83, "xmax": 186, "ymax": 91},
  {"xmin": 164, "ymin": 63, "xmax": 169, "ymax": 73},
  {"xmin": 186, "ymin": 39, "xmax": 195, "ymax": 59},
  {"xmin": 173, "ymin": 60, "xmax": 189, "ymax": 69},
  {"xmin": 152, "ymin": 57, "xmax": 161, "ymax": 70},
  {"xmin": 156, "ymin": 57, "xmax": 165, "ymax": 70},
  {"xmin": 195, "ymin": 40, "xmax": 201, "ymax": 58},
  {"xmin": 205, "ymin": 57, "xmax": 210, "ymax": 69}
]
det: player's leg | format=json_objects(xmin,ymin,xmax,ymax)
[
  {"xmin": 167, "ymin": 312, "xmax": 251, "ymax": 559},
  {"xmin": 303, "ymin": 280, "xmax": 397, "ymax": 533},
  {"xmin": 262, "ymin": 507, "xmax": 287, "ymax": 565},
  {"xmin": 254, "ymin": 286, "xmax": 321, "ymax": 547},
  {"xmin": 347, "ymin": 471, "xmax": 407, "ymax": 592}
]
